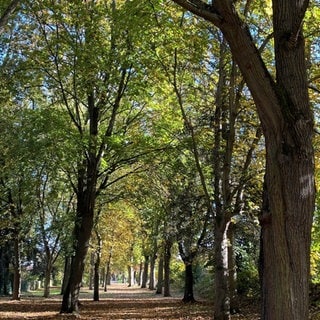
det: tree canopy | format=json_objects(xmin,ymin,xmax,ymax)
[{"xmin": 0, "ymin": 0, "xmax": 319, "ymax": 319}]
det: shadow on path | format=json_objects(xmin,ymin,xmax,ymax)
[{"xmin": 0, "ymin": 283, "xmax": 215, "ymax": 320}]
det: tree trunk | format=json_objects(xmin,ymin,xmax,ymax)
[
  {"xmin": 214, "ymin": 220, "xmax": 230, "ymax": 320},
  {"xmin": 61, "ymin": 256, "xmax": 71, "ymax": 295},
  {"xmin": 141, "ymin": 256, "xmax": 149, "ymax": 288},
  {"xmin": 156, "ymin": 257, "xmax": 164, "ymax": 294},
  {"xmin": 0, "ymin": 245, "xmax": 11, "ymax": 296},
  {"xmin": 60, "ymin": 187, "xmax": 96, "ymax": 314},
  {"xmin": 148, "ymin": 254, "xmax": 156, "ymax": 290},
  {"xmin": 127, "ymin": 265, "xmax": 132, "ymax": 287},
  {"xmin": 259, "ymin": 2, "xmax": 314, "ymax": 319},
  {"xmin": 182, "ymin": 262, "xmax": 195, "ymax": 303},
  {"xmin": 43, "ymin": 262, "xmax": 52, "ymax": 298},
  {"xmin": 104, "ymin": 252, "xmax": 112, "ymax": 292},
  {"xmin": 12, "ymin": 236, "xmax": 21, "ymax": 300},
  {"xmin": 227, "ymin": 223, "xmax": 239, "ymax": 314},
  {"xmin": 89, "ymin": 252, "xmax": 95, "ymax": 290},
  {"xmin": 93, "ymin": 250, "xmax": 100, "ymax": 301},
  {"xmin": 163, "ymin": 239, "xmax": 172, "ymax": 297},
  {"xmin": 137, "ymin": 262, "xmax": 143, "ymax": 286}
]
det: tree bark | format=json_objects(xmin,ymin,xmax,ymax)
[
  {"xmin": 171, "ymin": 1, "xmax": 315, "ymax": 319},
  {"xmin": 61, "ymin": 92, "xmax": 100, "ymax": 314},
  {"xmin": 163, "ymin": 239, "xmax": 172, "ymax": 297},
  {"xmin": 141, "ymin": 256, "xmax": 149, "ymax": 288},
  {"xmin": 61, "ymin": 256, "xmax": 71, "ymax": 295},
  {"xmin": 89, "ymin": 252, "xmax": 95, "ymax": 291},
  {"xmin": 104, "ymin": 252, "xmax": 112, "ymax": 292},
  {"xmin": 43, "ymin": 262, "xmax": 51, "ymax": 298},
  {"xmin": 0, "ymin": 246, "xmax": 10, "ymax": 295},
  {"xmin": 127, "ymin": 265, "xmax": 132, "ymax": 287},
  {"xmin": 156, "ymin": 257, "xmax": 164, "ymax": 294},
  {"xmin": 214, "ymin": 220, "xmax": 230, "ymax": 320},
  {"xmin": 12, "ymin": 236, "xmax": 21, "ymax": 300},
  {"xmin": 137, "ymin": 262, "xmax": 143, "ymax": 286},
  {"xmin": 93, "ymin": 251, "xmax": 100, "ymax": 301},
  {"xmin": 227, "ymin": 223, "xmax": 239, "ymax": 314},
  {"xmin": 60, "ymin": 181, "xmax": 96, "ymax": 314},
  {"xmin": 182, "ymin": 262, "xmax": 195, "ymax": 303},
  {"xmin": 149, "ymin": 254, "xmax": 156, "ymax": 290}
]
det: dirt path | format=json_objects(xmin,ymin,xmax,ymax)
[
  {"xmin": 0, "ymin": 283, "xmax": 212, "ymax": 320},
  {"xmin": 0, "ymin": 283, "xmax": 259, "ymax": 319}
]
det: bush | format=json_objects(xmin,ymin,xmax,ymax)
[{"xmin": 237, "ymin": 264, "xmax": 260, "ymax": 298}]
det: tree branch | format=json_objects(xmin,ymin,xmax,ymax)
[
  {"xmin": 0, "ymin": 0, "xmax": 20, "ymax": 30},
  {"xmin": 171, "ymin": 0, "xmax": 222, "ymax": 24}
]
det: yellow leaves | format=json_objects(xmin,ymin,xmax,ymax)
[{"xmin": 94, "ymin": 201, "xmax": 142, "ymax": 269}]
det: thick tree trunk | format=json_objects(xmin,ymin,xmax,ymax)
[
  {"xmin": 182, "ymin": 262, "xmax": 195, "ymax": 303},
  {"xmin": 260, "ymin": 136, "xmax": 313, "ymax": 319},
  {"xmin": 156, "ymin": 257, "xmax": 164, "ymax": 294}
]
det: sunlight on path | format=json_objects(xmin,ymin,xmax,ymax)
[
  {"xmin": 81, "ymin": 282, "xmax": 179, "ymax": 300},
  {"xmin": 0, "ymin": 284, "xmax": 215, "ymax": 319}
]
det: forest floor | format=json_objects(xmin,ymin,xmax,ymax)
[{"xmin": 0, "ymin": 283, "xmax": 319, "ymax": 320}]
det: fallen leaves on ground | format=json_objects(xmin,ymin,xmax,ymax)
[{"xmin": 0, "ymin": 283, "xmax": 259, "ymax": 320}]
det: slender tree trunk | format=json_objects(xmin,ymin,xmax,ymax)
[
  {"xmin": 182, "ymin": 262, "xmax": 195, "ymax": 303},
  {"xmin": 227, "ymin": 223, "xmax": 239, "ymax": 314},
  {"xmin": 43, "ymin": 262, "xmax": 52, "ymax": 298},
  {"xmin": 93, "ymin": 251, "xmax": 100, "ymax": 301},
  {"xmin": 148, "ymin": 254, "xmax": 156, "ymax": 290},
  {"xmin": 89, "ymin": 252, "xmax": 95, "ymax": 290},
  {"xmin": 163, "ymin": 239, "xmax": 172, "ymax": 297},
  {"xmin": 12, "ymin": 236, "xmax": 21, "ymax": 300},
  {"xmin": 101, "ymin": 267, "xmax": 105, "ymax": 289},
  {"xmin": 61, "ymin": 256, "xmax": 71, "ymax": 295},
  {"xmin": 104, "ymin": 252, "xmax": 112, "ymax": 292},
  {"xmin": 141, "ymin": 256, "xmax": 149, "ymax": 288},
  {"xmin": 137, "ymin": 262, "xmax": 143, "ymax": 286},
  {"xmin": 127, "ymin": 265, "xmax": 132, "ymax": 287},
  {"xmin": 156, "ymin": 257, "xmax": 164, "ymax": 294},
  {"xmin": 214, "ymin": 220, "xmax": 230, "ymax": 320}
]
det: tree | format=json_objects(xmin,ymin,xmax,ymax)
[
  {"xmin": 170, "ymin": 0, "xmax": 315, "ymax": 319},
  {"xmin": 150, "ymin": 10, "xmax": 264, "ymax": 313},
  {"xmin": 173, "ymin": 176, "xmax": 209, "ymax": 303},
  {"xmin": 17, "ymin": 0, "xmax": 164, "ymax": 313}
]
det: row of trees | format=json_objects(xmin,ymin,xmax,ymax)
[{"xmin": 0, "ymin": 0, "xmax": 319, "ymax": 319}]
